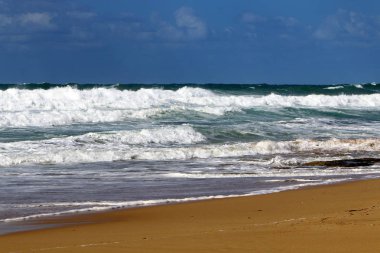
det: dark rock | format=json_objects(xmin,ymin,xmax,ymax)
[{"xmin": 303, "ymin": 158, "xmax": 380, "ymax": 167}]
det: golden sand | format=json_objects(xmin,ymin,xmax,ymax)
[{"xmin": 1, "ymin": 179, "xmax": 380, "ymax": 253}]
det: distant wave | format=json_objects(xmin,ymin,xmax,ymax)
[
  {"xmin": 0, "ymin": 82, "xmax": 378, "ymax": 91},
  {"xmin": 324, "ymin": 86, "xmax": 344, "ymax": 90},
  {"xmin": 1, "ymin": 86, "xmax": 380, "ymax": 127}
]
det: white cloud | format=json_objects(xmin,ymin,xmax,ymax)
[
  {"xmin": 314, "ymin": 9, "xmax": 373, "ymax": 40},
  {"xmin": 174, "ymin": 7, "xmax": 207, "ymax": 40},
  {"xmin": 239, "ymin": 12, "xmax": 302, "ymax": 41},
  {"xmin": 156, "ymin": 20, "xmax": 183, "ymax": 41},
  {"xmin": 156, "ymin": 6, "xmax": 207, "ymax": 41},
  {"xmin": 241, "ymin": 12, "xmax": 266, "ymax": 23},
  {"xmin": 19, "ymin": 12, "xmax": 54, "ymax": 28},
  {"xmin": 0, "ymin": 12, "xmax": 55, "ymax": 33}
]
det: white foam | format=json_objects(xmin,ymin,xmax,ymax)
[
  {"xmin": 163, "ymin": 165, "xmax": 379, "ymax": 178},
  {"xmin": 324, "ymin": 86, "xmax": 344, "ymax": 90},
  {"xmin": 0, "ymin": 196, "xmax": 248, "ymax": 223},
  {"xmin": 70, "ymin": 125, "xmax": 205, "ymax": 145},
  {"xmin": 1, "ymin": 137, "xmax": 379, "ymax": 167},
  {"xmin": 163, "ymin": 172, "xmax": 258, "ymax": 179},
  {"xmin": 1, "ymin": 87, "xmax": 380, "ymax": 127}
]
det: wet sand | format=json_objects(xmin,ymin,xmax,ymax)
[{"xmin": 1, "ymin": 179, "xmax": 380, "ymax": 253}]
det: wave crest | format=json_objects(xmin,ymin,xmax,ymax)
[
  {"xmin": 0, "ymin": 137, "xmax": 379, "ymax": 167},
  {"xmin": 72, "ymin": 125, "xmax": 205, "ymax": 145},
  {"xmin": 1, "ymin": 87, "xmax": 380, "ymax": 127}
]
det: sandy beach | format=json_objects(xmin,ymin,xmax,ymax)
[{"xmin": 1, "ymin": 179, "xmax": 380, "ymax": 253}]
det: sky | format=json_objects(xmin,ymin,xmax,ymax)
[{"xmin": 0, "ymin": 0, "xmax": 379, "ymax": 84}]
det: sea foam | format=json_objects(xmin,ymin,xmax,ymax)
[
  {"xmin": 1, "ymin": 137, "xmax": 379, "ymax": 167},
  {"xmin": 70, "ymin": 125, "xmax": 205, "ymax": 145},
  {"xmin": 1, "ymin": 86, "xmax": 380, "ymax": 127}
]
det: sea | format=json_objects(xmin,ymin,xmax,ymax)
[{"xmin": 1, "ymin": 83, "xmax": 380, "ymax": 231}]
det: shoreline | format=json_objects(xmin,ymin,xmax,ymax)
[
  {"xmin": 0, "ymin": 176, "xmax": 362, "ymax": 235},
  {"xmin": 2, "ymin": 178, "xmax": 380, "ymax": 252}
]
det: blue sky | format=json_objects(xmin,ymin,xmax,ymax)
[{"xmin": 0, "ymin": 0, "xmax": 379, "ymax": 84}]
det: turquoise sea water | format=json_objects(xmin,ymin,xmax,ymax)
[{"xmin": 1, "ymin": 83, "xmax": 380, "ymax": 229}]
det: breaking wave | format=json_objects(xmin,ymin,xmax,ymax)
[
  {"xmin": 1, "ymin": 137, "xmax": 379, "ymax": 167},
  {"xmin": 1, "ymin": 86, "xmax": 380, "ymax": 127},
  {"xmin": 68, "ymin": 125, "xmax": 205, "ymax": 145},
  {"xmin": 324, "ymin": 86, "xmax": 344, "ymax": 90}
]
